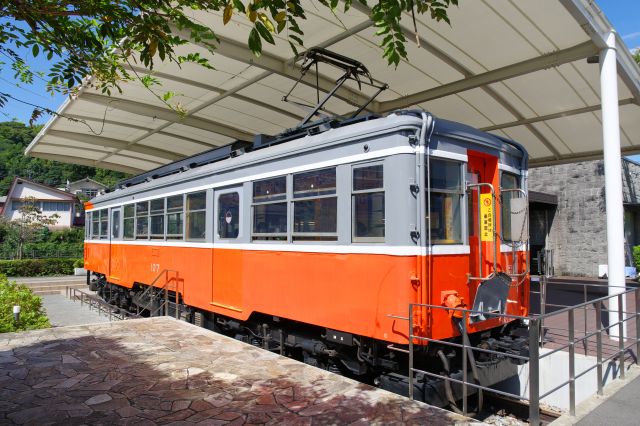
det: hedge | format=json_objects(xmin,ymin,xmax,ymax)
[
  {"xmin": 0, "ymin": 258, "xmax": 81, "ymax": 277},
  {"xmin": 0, "ymin": 275, "xmax": 50, "ymax": 332}
]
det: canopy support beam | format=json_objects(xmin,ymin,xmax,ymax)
[{"xmin": 600, "ymin": 31, "xmax": 626, "ymax": 339}]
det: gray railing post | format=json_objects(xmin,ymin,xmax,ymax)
[
  {"xmin": 408, "ymin": 304, "xmax": 414, "ymax": 401},
  {"xmin": 618, "ymin": 293, "xmax": 625, "ymax": 380},
  {"xmin": 568, "ymin": 309, "xmax": 576, "ymax": 416},
  {"xmin": 462, "ymin": 311, "xmax": 468, "ymax": 417},
  {"xmin": 529, "ymin": 317, "xmax": 540, "ymax": 426},
  {"xmin": 596, "ymin": 301, "xmax": 604, "ymax": 395}
]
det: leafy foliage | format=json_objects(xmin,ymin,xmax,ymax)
[
  {"xmin": 4, "ymin": 197, "xmax": 61, "ymax": 260},
  {"xmin": 0, "ymin": 258, "xmax": 81, "ymax": 277},
  {"xmin": 1, "ymin": 0, "xmax": 456, "ymax": 118},
  {"xmin": 0, "ymin": 121, "xmax": 126, "ymax": 194},
  {"xmin": 0, "ymin": 275, "xmax": 50, "ymax": 333},
  {"xmin": 633, "ymin": 245, "xmax": 640, "ymax": 271}
]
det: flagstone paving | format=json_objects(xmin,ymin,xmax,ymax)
[{"xmin": 0, "ymin": 317, "xmax": 473, "ymax": 425}]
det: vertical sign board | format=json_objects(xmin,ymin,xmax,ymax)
[{"xmin": 480, "ymin": 193, "xmax": 494, "ymax": 242}]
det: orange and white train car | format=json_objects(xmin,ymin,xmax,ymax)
[{"xmin": 84, "ymin": 110, "xmax": 529, "ymax": 405}]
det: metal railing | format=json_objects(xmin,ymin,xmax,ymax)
[
  {"xmin": 134, "ymin": 269, "xmax": 183, "ymax": 318},
  {"xmin": 66, "ymin": 286, "xmax": 141, "ymax": 321},
  {"xmin": 394, "ymin": 282, "xmax": 640, "ymax": 426}
]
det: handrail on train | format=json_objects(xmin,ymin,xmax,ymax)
[{"xmin": 466, "ymin": 182, "xmax": 497, "ymax": 281}]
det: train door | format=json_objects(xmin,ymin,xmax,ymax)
[
  {"xmin": 109, "ymin": 207, "xmax": 121, "ymax": 283},
  {"xmin": 211, "ymin": 186, "xmax": 243, "ymax": 313},
  {"xmin": 466, "ymin": 151, "xmax": 499, "ymax": 284}
]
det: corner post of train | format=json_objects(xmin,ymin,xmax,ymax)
[{"xmin": 600, "ymin": 30, "xmax": 627, "ymax": 340}]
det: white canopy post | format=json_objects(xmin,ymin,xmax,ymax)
[{"xmin": 600, "ymin": 30, "xmax": 626, "ymax": 340}]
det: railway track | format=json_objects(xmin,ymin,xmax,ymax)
[{"xmin": 482, "ymin": 394, "xmax": 561, "ymax": 425}]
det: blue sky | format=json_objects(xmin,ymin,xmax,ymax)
[{"xmin": 0, "ymin": 1, "xmax": 638, "ymax": 125}]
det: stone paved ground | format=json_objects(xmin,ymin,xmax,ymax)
[{"xmin": 0, "ymin": 317, "xmax": 474, "ymax": 425}]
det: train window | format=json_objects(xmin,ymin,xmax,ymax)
[
  {"xmin": 123, "ymin": 204, "xmax": 135, "ymax": 239},
  {"xmin": 91, "ymin": 210, "xmax": 100, "ymax": 239},
  {"xmin": 429, "ymin": 159, "xmax": 463, "ymax": 244},
  {"xmin": 218, "ymin": 192, "xmax": 240, "ymax": 239},
  {"xmin": 166, "ymin": 195, "xmax": 184, "ymax": 240},
  {"xmin": 293, "ymin": 168, "xmax": 337, "ymax": 241},
  {"xmin": 136, "ymin": 201, "xmax": 149, "ymax": 240},
  {"xmin": 99, "ymin": 209, "xmax": 109, "ymax": 239},
  {"xmin": 111, "ymin": 210, "xmax": 120, "ymax": 239},
  {"xmin": 150, "ymin": 199, "xmax": 165, "ymax": 240},
  {"xmin": 500, "ymin": 173, "xmax": 519, "ymax": 242},
  {"xmin": 252, "ymin": 177, "xmax": 287, "ymax": 241},
  {"xmin": 186, "ymin": 192, "xmax": 206, "ymax": 241},
  {"xmin": 85, "ymin": 212, "xmax": 91, "ymax": 239},
  {"xmin": 352, "ymin": 164, "xmax": 385, "ymax": 242}
]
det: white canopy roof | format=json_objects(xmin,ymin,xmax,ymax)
[{"xmin": 26, "ymin": 0, "xmax": 640, "ymax": 174}]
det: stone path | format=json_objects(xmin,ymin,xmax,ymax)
[{"xmin": 0, "ymin": 317, "xmax": 474, "ymax": 425}]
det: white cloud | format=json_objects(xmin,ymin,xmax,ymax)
[{"xmin": 622, "ymin": 31, "xmax": 640, "ymax": 40}]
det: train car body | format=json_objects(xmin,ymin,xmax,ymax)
[{"xmin": 84, "ymin": 110, "xmax": 529, "ymax": 406}]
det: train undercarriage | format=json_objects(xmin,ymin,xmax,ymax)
[{"xmin": 89, "ymin": 272, "xmax": 528, "ymax": 412}]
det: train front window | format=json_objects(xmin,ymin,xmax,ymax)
[
  {"xmin": 111, "ymin": 210, "xmax": 120, "ymax": 239},
  {"xmin": 500, "ymin": 172, "xmax": 519, "ymax": 242},
  {"xmin": 293, "ymin": 168, "xmax": 337, "ymax": 241},
  {"xmin": 218, "ymin": 192, "xmax": 240, "ymax": 239},
  {"xmin": 429, "ymin": 159, "xmax": 463, "ymax": 244},
  {"xmin": 352, "ymin": 164, "xmax": 384, "ymax": 242},
  {"xmin": 91, "ymin": 210, "xmax": 100, "ymax": 239},
  {"xmin": 252, "ymin": 177, "xmax": 287, "ymax": 241},
  {"xmin": 166, "ymin": 195, "xmax": 184, "ymax": 240},
  {"xmin": 186, "ymin": 192, "xmax": 206, "ymax": 241},
  {"xmin": 150, "ymin": 199, "xmax": 165, "ymax": 240},
  {"xmin": 123, "ymin": 205, "xmax": 134, "ymax": 239},
  {"xmin": 136, "ymin": 201, "xmax": 149, "ymax": 240}
]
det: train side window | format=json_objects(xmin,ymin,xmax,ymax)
[
  {"xmin": 136, "ymin": 201, "xmax": 149, "ymax": 240},
  {"xmin": 429, "ymin": 159, "xmax": 463, "ymax": 244},
  {"xmin": 252, "ymin": 176, "xmax": 287, "ymax": 241},
  {"xmin": 150, "ymin": 199, "xmax": 165, "ymax": 240},
  {"xmin": 123, "ymin": 205, "xmax": 135, "ymax": 239},
  {"xmin": 352, "ymin": 164, "xmax": 385, "ymax": 242},
  {"xmin": 111, "ymin": 209, "xmax": 120, "ymax": 239},
  {"xmin": 186, "ymin": 192, "xmax": 206, "ymax": 241},
  {"xmin": 166, "ymin": 195, "xmax": 184, "ymax": 240},
  {"xmin": 85, "ymin": 212, "xmax": 91, "ymax": 239},
  {"xmin": 293, "ymin": 168, "xmax": 337, "ymax": 241},
  {"xmin": 91, "ymin": 210, "xmax": 100, "ymax": 239},
  {"xmin": 500, "ymin": 172, "xmax": 519, "ymax": 242},
  {"xmin": 218, "ymin": 192, "xmax": 240, "ymax": 239},
  {"xmin": 99, "ymin": 209, "xmax": 109, "ymax": 239}
]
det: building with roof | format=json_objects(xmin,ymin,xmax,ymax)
[
  {"xmin": 65, "ymin": 177, "xmax": 107, "ymax": 199},
  {"xmin": 1, "ymin": 177, "xmax": 79, "ymax": 229},
  {"xmin": 529, "ymin": 158, "xmax": 640, "ymax": 277}
]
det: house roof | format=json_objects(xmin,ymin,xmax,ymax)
[
  {"xmin": 24, "ymin": 0, "xmax": 640, "ymax": 173},
  {"xmin": 68, "ymin": 177, "xmax": 107, "ymax": 188}
]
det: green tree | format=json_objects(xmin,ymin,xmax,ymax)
[
  {"xmin": 0, "ymin": 274, "xmax": 50, "ymax": 333},
  {"xmin": 1, "ymin": 0, "xmax": 456, "ymax": 118},
  {"xmin": 5, "ymin": 197, "xmax": 60, "ymax": 259}
]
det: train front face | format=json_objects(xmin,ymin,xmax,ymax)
[{"xmin": 422, "ymin": 117, "xmax": 530, "ymax": 342}]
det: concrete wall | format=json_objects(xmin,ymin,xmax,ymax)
[{"xmin": 528, "ymin": 161, "xmax": 608, "ymax": 277}]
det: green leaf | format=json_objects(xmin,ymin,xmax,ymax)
[
  {"xmin": 248, "ymin": 28, "xmax": 262, "ymax": 56},
  {"xmin": 31, "ymin": 44, "xmax": 39, "ymax": 57},
  {"xmin": 256, "ymin": 22, "xmax": 275, "ymax": 45}
]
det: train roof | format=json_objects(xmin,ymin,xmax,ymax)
[{"xmin": 89, "ymin": 111, "xmax": 526, "ymax": 205}]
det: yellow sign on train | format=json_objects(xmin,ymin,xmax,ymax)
[{"xmin": 480, "ymin": 193, "xmax": 494, "ymax": 242}]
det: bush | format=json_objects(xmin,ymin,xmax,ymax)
[
  {"xmin": 0, "ymin": 258, "xmax": 81, "ymax": 277},
  {"xmin": 634, "ymin": 246, "xmax": 640, "ymax": 270},
  {"xmin": 0, "ymin": 274, "xmax": 50, "ymax": 333},
  {"xmin": 46, "ymin": 228, "xmax": 84, "ymax": 243},
  {"xmin": 73, "ymin": 259, "xmax": 84, "ymax": 268}
]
